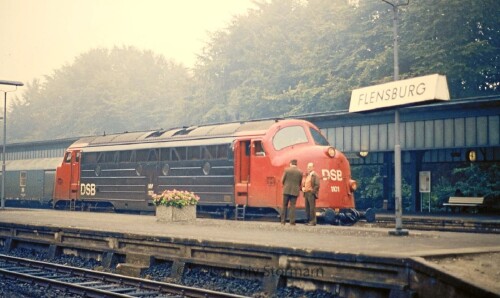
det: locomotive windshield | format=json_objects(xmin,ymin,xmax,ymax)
[
  {"xmin": 310, "ymin": 128, "xmax": 330, "ymax": 146},
  {"xmin": 273, "ymin": 126, "xmax": 309, "ymax": 150}
]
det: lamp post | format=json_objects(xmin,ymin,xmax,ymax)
[
  {"xmin": 381, "ymin": 0, "xmax": 409, "ymax": 236},
  {"xmin": 0, "ymin": 80, "xmax": 24, "ymax": 210}
]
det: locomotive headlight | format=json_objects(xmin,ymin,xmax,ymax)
[
  {"xmin": 326, "ymin": 147, "xmax": 336, "ymax": 158},
  {"xmin": 349, "ymin": 180, "xmax": 358, "ymax": 191}
]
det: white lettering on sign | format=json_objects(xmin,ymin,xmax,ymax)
[
  {"xmin": 321, "ymin": 169, "xmax": 343, "ymax": 181},
  {"xmin": 349, "ymin": 74, "xmax": 450, "ymax": 112},
  {"xmin": 80, "ymin": 183, "xmax": 96, "ymax": 196}
]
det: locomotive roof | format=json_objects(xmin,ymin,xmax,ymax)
[{"xmin": 70, "ymin": 119, "xmax": 287, "ymax": 150}]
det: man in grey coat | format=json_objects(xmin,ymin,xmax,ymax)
[{"xmin": 280, "ymin": 159, "xmax": 303, "ymax": 225}]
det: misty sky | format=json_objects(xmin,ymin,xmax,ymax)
[{"xmin": 0, "ymin": 0, "xmax": 254, "ymax": 85}]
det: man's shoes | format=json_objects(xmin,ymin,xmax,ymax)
[
  {"xmin": 306, "ymin": 222, "xmax": 316, "ymax": 226},
  {"xmin": 290, "ymin": 223, "xmax": 296, "ymax": 226},
  {"xmin": 281, "ymin": 222, "xmax": 285, "ymax": 225}
]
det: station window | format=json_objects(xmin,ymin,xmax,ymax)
[
  {"xmin": 273, "ymin": 126, "xmax": 308, "ymax": 150},
  {"xmin": 20, "ymin": 171, "xmax": 27, "ymax": 187}
]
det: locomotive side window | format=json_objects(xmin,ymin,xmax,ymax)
[
  {"xmin": 218, "ymin": 144, "xmax": 230, "ymax": 159},
  {"xmin": 104, "ymin": 151, "xmax": 118, "ymax": 163},
  {"xmin": 205, "ymin": 145, "xmax": 217, "ymax": 159},
  {"xmin": 310, "ymin": 128, "xmax": 330, "ymax": 146},
  {"xmin": 136, "ymin": 150, "xmax": 149, "ymax": 162},
  {"xmin": 97, "ymin": 152, "xmax": 105, "ymax": 163},
  {"xmin": 187, "ymin": 146, "xmax": 200, "ymax": 160},
  {"xmin": 82, "ymin": 152, "xmax": 98, "ymax": 164},
  {"xmin": 160, "ymin": 148, "xmax": 171, "ymax": 161},
  {"xmin": 148, "ymin": 149, "xmax": 159, "ymax": 162},
  {"xmin": 171, "ymin": 148, "xmax": 181, "ymax": 161},
  {"xmin": 273, "ymin": 126, "xmax": 308, "ymax": 150},
  {"xmin": 75, "ymin": 152, "xmax": 81, "ymax": 163},
  {"xmin": 119, "ymin": 151, "xmax": 132, "ymax": 162},
  {"xmin": 202, "ymin": 146, "xmax": 213, "ymax": 160},
  {"xmin": 177, "ymin": 147, "xmax": 187, "ymax": 160}
]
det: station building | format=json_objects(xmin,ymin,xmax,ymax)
[{"xmin": 303, "ymin": 96, "xmax": 500, "ymax": 211}]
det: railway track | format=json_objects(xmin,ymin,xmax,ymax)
[
  {"xmin": 358, "ymin": 213, "xmax": 500, "ymax": 233},
  {"xmin": 0, "ymin": 254, "xmax": 248, "ymax": 298}
]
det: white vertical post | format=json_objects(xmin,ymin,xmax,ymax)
[{"xmin": 0, "ymin": 80, "xmax": 23, "ymax": 210}]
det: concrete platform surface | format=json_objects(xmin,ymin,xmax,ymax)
[{"xmin": 1, "ymin": 208, "xmax": 499, "ymax": 258}]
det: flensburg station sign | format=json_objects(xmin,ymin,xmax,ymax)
[{"xmin": 349, "ymin": 74, "xmax": 450, "ymax": 112}]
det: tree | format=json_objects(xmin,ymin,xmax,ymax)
[
  {"xmin": 9, "ymin": 46, "xmax": 191, "ymax": 141},
  {"xmin": 10, "ymin": 0, "xmax": 498, "ymax": 141},
  {"xmin": 191, "ymin": 0, "xmax": 499, "ymax": 123}
]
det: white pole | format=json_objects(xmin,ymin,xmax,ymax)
[{"xmin": 0, "ymin": 80, "xmax": 23, "ymax": 210}]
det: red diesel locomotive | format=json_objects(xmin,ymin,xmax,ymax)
[{"xmin": 53, "ymin": 119, "xmax": 372, "ymax": 224}]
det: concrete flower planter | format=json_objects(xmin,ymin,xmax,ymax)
[{"xmin": 156, "ymin": 205, "xmax": 196, "ymax": 222}]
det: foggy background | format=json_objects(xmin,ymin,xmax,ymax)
[
  {"xmin": 1, "ymin": 0, "xmax": 497, "ymax": 143},
  {"xmin": 0, "ymin": 0, "xmax": 254, "ymax": 84}
]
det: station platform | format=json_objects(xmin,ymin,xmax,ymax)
[
  {"xmin": 1, "ymin": 208, "xmax": 499, "ymax": 296},
  {"xmin": 1, "ymin": 208, "xmax": 499, "ymax": 258}
]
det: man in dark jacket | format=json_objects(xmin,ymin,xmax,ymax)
[
  {"xmin": 281, "ymin": 159, "xmax": 303, "ymax": 225},
  {"xmin": 302, "ymin": 162, "xmax": 320, "ymax": 225}
]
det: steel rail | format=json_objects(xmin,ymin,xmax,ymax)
[{"xmin": 0, "ymin": 254, "xmax": 248, "ymax": 298}]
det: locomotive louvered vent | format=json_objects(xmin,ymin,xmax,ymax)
[
  {"xmin": 172, "ymin": 126, "xmax": 197, "ymax": 136},
  {"xmin": 145, "ymin": 131, "xmax": 165, "ymax": 138}
]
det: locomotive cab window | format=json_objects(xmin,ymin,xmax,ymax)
[
  {"xmin": 310, "ymin": 128, "xmax": 329, "ymax": 146},
  {"xmin": 64, "ymin": 152, "xmax": 72, "ymax": 163},
  {"xmin": 273, "ymin": 126, "xmax": 308, "ymax": 150},
  {"xmin": 254, "ymin": 141, "xmax": 265, "ymax": 156}
]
